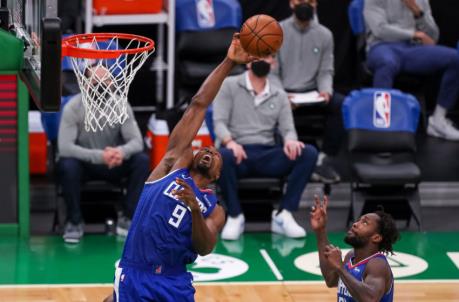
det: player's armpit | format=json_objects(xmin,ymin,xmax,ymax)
[
  {"xmin": 167, "ymin": 103, "xmax": 207, "ymax": 154},
  {"xmin": 146, "ymin": 152, "xmax": 177, "ymax": 182},
  {"xmin": 146, "ymin": 148, "xmax": 194, "ymax": 183}
]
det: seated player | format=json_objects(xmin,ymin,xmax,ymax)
[
  {"xmin": 310, "ymin": 195, "xmax": 400, "ymax": 301},
  {"xmin": 106, "ymin": 34, "xmax": 254, "ymax": 302}
]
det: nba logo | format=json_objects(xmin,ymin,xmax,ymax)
[
  {"xmin": 373, "ymin": 92, "xmax": 391, "ymax": 128},
  {"xmin": 196, "ymin": 0, "xmax": 216, "ymax": 28}
]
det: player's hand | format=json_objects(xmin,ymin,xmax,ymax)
[
  {"xmin": 310, "ymin": 195, "xmax": 328, "ymax": 232},
  {"xmin": 226, "ymin": 140, "xmax": 247, "ymax": 164},
  {"xmin": 227, "ymin": 33, "xmax": 257, "ymax": 64},
  {"xmin": 172, "ymin": 178, "xmax": 200, "ymax": 212},
  {"xmin": 283, "ymin": 139, "xmax": 305, "ymax": 161},
  {"xmin": 324, "ymin": 244, "xmax": 343, "ymax": 270},
  {"xmin": 413, "ymin": 31, "xmax": 435, "ymax": 45}
]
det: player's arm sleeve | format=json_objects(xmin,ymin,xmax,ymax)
[
  {"xmin": 364, "ymin": 0, "xmax": 415, "ymax": 41},
  {"xmin": 317, "ymin": 32, "xmax": 334, "ymax": 96},
  {"xmin": 416, "ymin": 1, "xmax": 439, "ymax": 42},
  {"xmin": 212, "ymin": 79, "xmax": 233, "ymax": 143},
  {"xmin": 57, "ymin": 102, "xmax": 104, "ymax": 164},
  {"xmin": 277, "ymin": 92, "xmax": 298, "ymax": 141},
  {"xmin": 118, "ymin": 105, "xmax": 144, "ymax": 159}
]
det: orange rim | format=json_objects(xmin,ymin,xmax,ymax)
[{"xmin": 62, "ymin": 33, "xmax": 155, "ymax": 59}]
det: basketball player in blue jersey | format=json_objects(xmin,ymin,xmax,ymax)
[
  {"xmin": 310, "ymin": 196, "xmax": 400, "ymax": 302},
  {"xmin": 104, "ymin": 34, "xmax": 256, "ymax": 302}
]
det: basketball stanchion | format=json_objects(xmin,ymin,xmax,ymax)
[{"xmin": 62, "ymin": 33, "xmax": 155, "ymax": 131}]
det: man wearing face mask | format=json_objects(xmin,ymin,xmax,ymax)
[
  {"xmin": 273, "ymin": 0, "xmax": 345, "ymax": 184},
  {"xmin": 213, "ymin": 55, "xmax": 318, "ymax": 240}
]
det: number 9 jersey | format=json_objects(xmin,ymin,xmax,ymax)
[{"xmin": 119, "ymin": 168, "xmax": 218, "ymax": 272}]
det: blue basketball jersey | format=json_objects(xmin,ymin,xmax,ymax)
[
  {"xmin": 337, "ymin": 253, "xmax": 394, "ymax": 302},
  {"xmin": 120, "ymin": 168, "xmax": 218, "ymax": 271}
]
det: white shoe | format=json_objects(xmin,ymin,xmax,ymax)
[
  {"xmin": 271, "ymin": 210, "xmax": 306, "ymax": 238},
  {"xmin": 427, "ymin": 116, "xmax": 459, "ymax": 141},
  {"xmin": 221, "ymin": 214, "xmax": 245, "ymax": 240}
]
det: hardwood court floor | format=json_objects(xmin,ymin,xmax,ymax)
[
  {"xmin": 1, "ymin": 282, "xmax": 459, "ymax": 302},
  {"xmin": 2, "ymin": 233, "xmax": 459, "ymax": 301}
]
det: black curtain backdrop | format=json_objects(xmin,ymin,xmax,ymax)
[
  {"xmin": 430, "ymin": 0, "xmax": 459, "ymax": 47},
  {"xmin": 239, "ymin": 0, "xmax": 459, "ymax": 93}
]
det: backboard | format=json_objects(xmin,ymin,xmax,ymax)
[{"xmin": 3, "ymin": 0, "xmax": 61, "ymax": 111}]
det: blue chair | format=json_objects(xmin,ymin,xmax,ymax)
[
  {"xmin": 176, "ymin": 0, "xmax": 242, "ymax": 32},
  {"xmin": 343, "ymin": 88, "xmax": 422, "ymax": 230},
  {"xmin": 348, "ymin": 0, "xmax": 366, "ymax": 57},
  {"xmin": 175, "ymin": 0, "xmax": 244, "ymax": 102},
  {"xmin": 348, "ymin": 0, "xmax": 365, "ymax": 36},
  {"xmin": 205, "ymin": 106, "xmax": 216, "ymax": 142}
]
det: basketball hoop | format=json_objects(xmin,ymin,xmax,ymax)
[{"xmin": 62, "ymin": 33, "xmax": 155, "ymax": 131}]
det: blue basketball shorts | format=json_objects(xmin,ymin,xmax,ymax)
[{"xmin": 113, "ymin": 266, "xmax": 195, "ymax": 302}]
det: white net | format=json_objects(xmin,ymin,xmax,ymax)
[{"xmin": 67, "ymin": 35, "xmax": 154, "ymax": 131}]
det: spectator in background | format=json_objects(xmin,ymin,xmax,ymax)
[
  {"xmin": 58, "ymin": 66, "xmax": 149, "ymax": 244},
  {"xmin": 274, "ymin": 0, "xmax": 345, "ymax": 184},
  {"xmin": 364, "ymin": 0, "xmax": 459, "ymax": 141},
  {"xmin": 213, "ymin": 55, "xmax": 318, "ymax": 241}
]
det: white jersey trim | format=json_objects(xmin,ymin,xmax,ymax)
[
  {"xmin": 144, "ymin": 168, "xmax": 184, "ymax": 185},
  {"xmin": 114, "ymin": 266, "xmax": 122, "ymax": 302}
]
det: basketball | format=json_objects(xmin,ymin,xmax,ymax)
[{"xmin": 239, "ymin": 14, "xmax": 283, "ymax": 58}]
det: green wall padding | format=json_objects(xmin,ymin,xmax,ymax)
[{"xmin": 0, "ymin": 29, "xmax": 24, "ymax": 71}]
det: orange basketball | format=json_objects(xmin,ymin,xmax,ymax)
[{"xmin": 239, "ymin": 14, "xmax": 283, "ymax": 57}]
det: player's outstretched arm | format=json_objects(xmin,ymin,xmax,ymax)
[
  {"xmin": 310, "ymin": 195, "xmax": 340, "ymax": 287},
  {"xmin": 147, "ymin": 34, "xmax": 254, "ymax": 182},
  {"xmin": 332, "ymin": 255, "xmax": 390, "ymax": 302}
]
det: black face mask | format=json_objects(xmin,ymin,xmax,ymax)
[
  {"xmin": 293, "ymin": 3, "xmax": 314, "ymax": 22},
  {"xmin": 251, "ymin": 60, "xmax": 271, "ymax": 78}
]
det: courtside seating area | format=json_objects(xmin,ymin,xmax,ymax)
[{"xmin": 27, "ymin": 0, "xmax": 459, "ymax": 234}]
